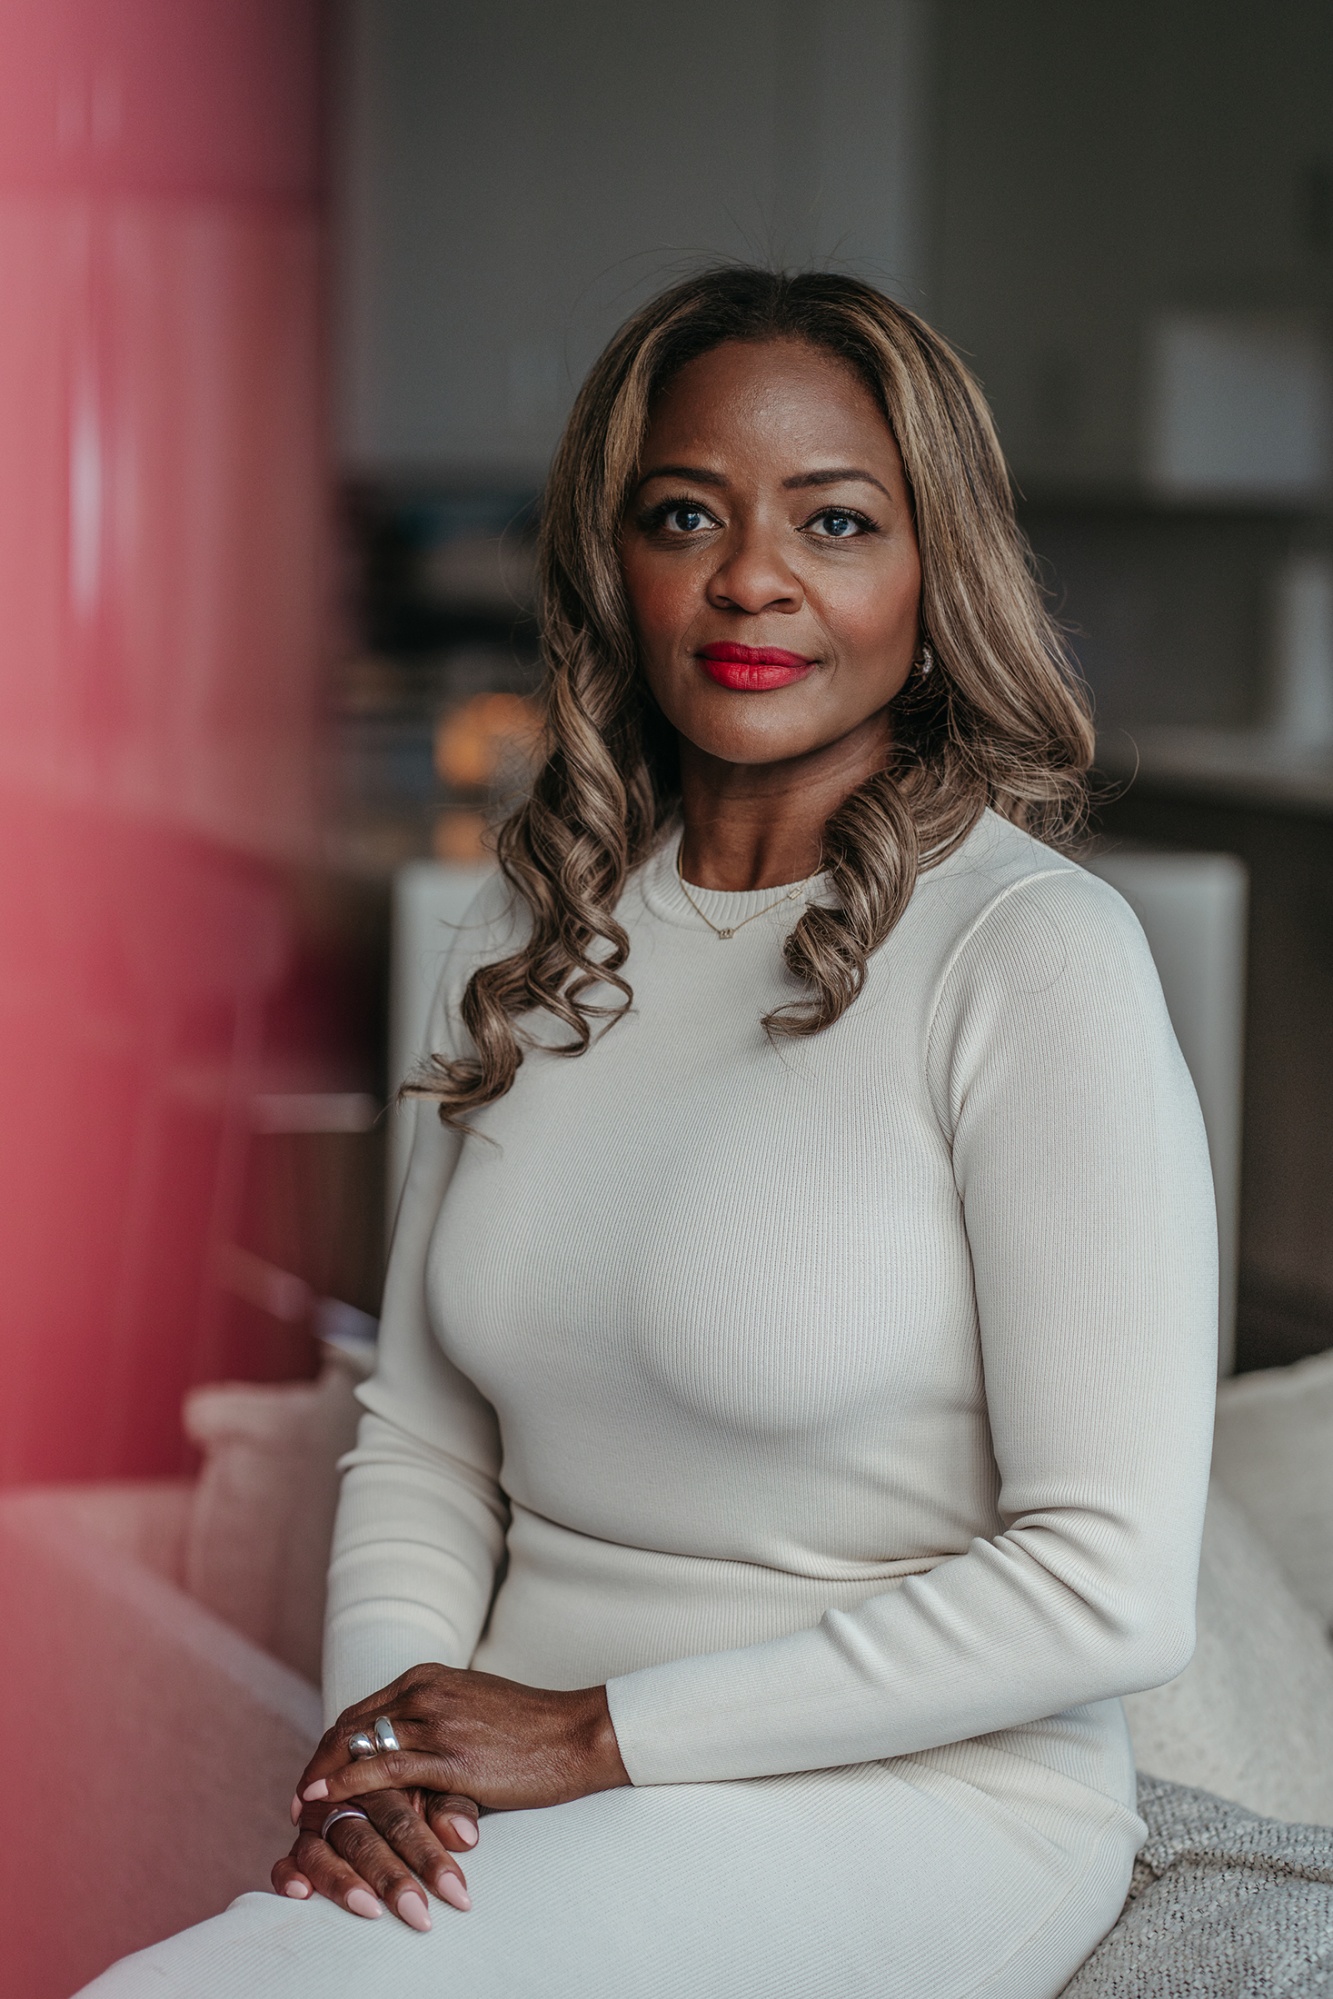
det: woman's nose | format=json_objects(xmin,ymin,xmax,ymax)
[{"xmin": 706, "ymin": 529, "xmax": 803, "ymax": 616}]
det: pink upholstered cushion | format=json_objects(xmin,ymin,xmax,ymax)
[{"xmin": 181, "ymin": 1352, "xmax": 367, "ymax": 1684}]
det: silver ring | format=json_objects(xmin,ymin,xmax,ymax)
[
  {"xmin": 321, "ymin": 1806, "xmax": 370, "ymax": 1841},
  {"xmin": 347, "ymin": 1731, "xmax": 377, "ymax": 1759},
  {"xmin": 372, "ymin": 1715, "xmax": 401, "ymax": 1754}
]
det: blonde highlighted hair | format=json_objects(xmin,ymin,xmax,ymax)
[{"xmin": 413, "ymin": 266, "xmax": 1093, "ymax": 1127}]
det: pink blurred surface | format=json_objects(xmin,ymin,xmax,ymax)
[
  {"xmin": 0, "ymin": 1479, "xmax": 322, "ymax": 1996},
  {"xmin": 0, "ymin": 0, "xmax": 331, "ymax": 1482}
]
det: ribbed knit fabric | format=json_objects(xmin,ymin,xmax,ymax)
[{"xmin": 81, "ymin": 811, "xmax": 1219, "ymax": 1999}]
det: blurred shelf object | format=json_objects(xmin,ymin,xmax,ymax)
[
  {"xmin": 205, "ymin": 1063, "xmax": 387, "ymax": 1391},
  {"xmin": 344, "ymin": 483, "xmax": 539, "ymax": 652},
  {"xmin": 226, "ymin": 1109, "xmax": 385, "ymax": 1332},
  {"xmin": 1147, "ymin": 311, "xmax": 1332, "ymax": 506},
  {"xmin": 1087, "ymin": 549, "xmax": 1333, "ymax": 798},
  {"xmin": 1019, "ymin": 499, "xmax": 1312, "ymax": 745},
  {"xmin": 215, "ymin": 1242, "xmax": 377, "ymax": 1356},
  {"xmin": 1099, "ymin": 727, "xmax": 1333, "ymax": 818},
  {"xmin": 314, "ymin": 1297, "xmax": 379, "ymax": 1370},
  {"xmin": 1093, "ymin": 769, "xmax": 1333, "ymax": 1373},
  {"xmin": 250, "ymin": 1091, "xmax": 379, "ymax": 1135},
  {"xmin": 1271, "ymin": 552, "xmax": 1333, "ymax": 749},
  {"xmin": 216, "ymin": 1245, "xmax": 313, "ymax": 1328},
  {"xmin": 329, "ymin": 482, "xmax": 543, "ymax": 879}
]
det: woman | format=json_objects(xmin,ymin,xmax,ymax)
[{"xmin": 85, "ymin": 267, "xmax": 1216, "ymax": 1998}]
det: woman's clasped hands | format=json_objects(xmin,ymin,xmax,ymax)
[{"xmin": 273, "ymin": 1663, "xmax": 630, "ymax": 1929}]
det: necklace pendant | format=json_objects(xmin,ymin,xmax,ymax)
[{"xmin": 717, "ymin": 926, "xmax": 735, "ymax": 940}]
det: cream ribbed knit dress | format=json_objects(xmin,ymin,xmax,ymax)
[{"xmin": 84, "ymin": 812, "xmax": 1218, "ymax": 1999}]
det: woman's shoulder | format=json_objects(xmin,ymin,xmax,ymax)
[
  {"xmin": 921, "ymin": 811, "xmax": 1159, "ymax": 1020},
  {"xmin": 923, "ymin": 810, "xmax": 1135, "ymax": 941},
  {"xmin": 921, "ymin": 815, "xmax": 1200, "ymax": 1159}
]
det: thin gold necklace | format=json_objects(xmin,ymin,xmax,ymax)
[{"xmin": 675, "ymin": 844, "xmax": 813, "ymax": 940}]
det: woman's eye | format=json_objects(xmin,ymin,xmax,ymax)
[
  {"xmin": 661, "ymin": 503, "xmax": 713, "ymax": 534},
  {"xmin": 807, "ymin": 508, "xmax": 872, "ymax": 539},
  {"xmin": 638, "ymin": 498, "xmax": 719, "ymax": 536}
]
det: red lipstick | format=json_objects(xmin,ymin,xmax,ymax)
[{"xmin": 698, "ymin": 642, "xmax": 815, "ymax": 691}]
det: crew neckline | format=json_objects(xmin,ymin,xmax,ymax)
[{"xmin": 638, "ymin": 828, "xmax": 830, "ymax": 935}]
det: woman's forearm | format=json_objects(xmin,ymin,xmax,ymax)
[{"xmin": 323, "ymin": 1409, "xmax": 508, "ymax": 1724}]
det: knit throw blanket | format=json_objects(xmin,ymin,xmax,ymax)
[{"xmin": 1063, "ymin": 1775, "xmax": 1333, "ymax": 1997}]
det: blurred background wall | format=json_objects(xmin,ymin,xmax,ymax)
[
  {"xmin": 336, "ymin": 0, "xmax": 933, "ymax": 478},
  {"xmin": 3, "ymin": 0, "xmax": 1332, "ymax": 1491},
  {"xmin": 936, "ymin": 0, "xmax": 1333, "ymax": 737}
]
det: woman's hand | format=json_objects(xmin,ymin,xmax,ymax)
[
  {"xmin": 296, "ymin": 1663, "xmax": 629, "ymax": 1820},
  {"xmin": 273, "ymin": 1782, "xmax": 480, "ymax": 1929},
  {"xmin": 273, "ymin": 1663, "xmax": 629, "ymax": 1926}
]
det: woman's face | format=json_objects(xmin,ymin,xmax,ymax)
[{"xmin": 620, "ymin": 337, "xmax": 922, "ymax": 771}]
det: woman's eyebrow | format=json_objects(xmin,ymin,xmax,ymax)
[
  {"xmin": 634, "ymin": 463, "xmax": 892, "ymax": 499},
  {"xmin": 636, "ymin": 463, "xmax": 728, "ymax": 488},
  {"xmin": 783, "ymin": 468, "xmax": 891, "ymax": 498}
]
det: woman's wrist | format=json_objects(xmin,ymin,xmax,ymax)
[{"xmin": 571, "ymin": 1684, "xmax": 631, "ymax": 1795}]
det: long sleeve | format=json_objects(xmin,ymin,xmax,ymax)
[
  {"xmin": 321, "ymin": 939, "xmax": 510, "ymax": 1726},
  {"xmin": 605, "ymin": 869, "xmax": 1218, "ymax": 1785}
]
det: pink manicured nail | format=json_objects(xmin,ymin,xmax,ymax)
[
  {"xmin": 436, "ymin": 1873, "xmax": 471, "ymax": 1911},
  {"xmin": 346, "ymin": 1889, "xmax": 382, "ymax": 1920},
  {"xmin": 449, "ymin": 1816, "xmax": 478, "ymax": 1847},
  {"xmin": 397, "ymin": 1890, "xmax": 432, "ymax": 1932},
  {"xmin": 283, "ymin": 1880, "xmax": 311, "ymax": 1899},
  {"xmin": 303, "ymin": 1779, "xmax": 329, "ymax": 1802},
  {"xmin": 290, "ymin": 1793, "xmax": 303, "ymax": 1825}
]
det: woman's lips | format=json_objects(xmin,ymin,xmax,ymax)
[{"xmin": 697, "ymin": 642, "xmax": 815, "ymax": 691}]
